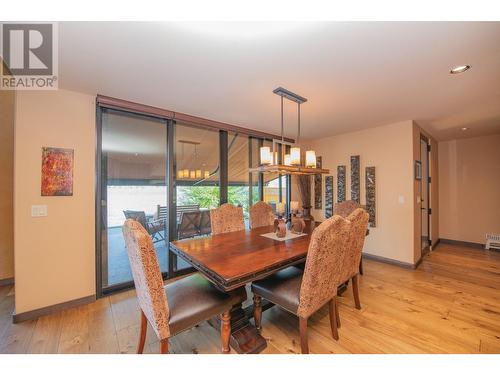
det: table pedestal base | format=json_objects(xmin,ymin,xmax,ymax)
[{"xmin": 209, "ymin": 303, "xmax": 267, "ymax": 354}]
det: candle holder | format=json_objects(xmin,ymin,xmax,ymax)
[
  {"xmin": 288, "ymin": 212, "xmax": 305, "ymax": 234},
  {"xmin": 274, "ymin": 217, "xmax": 286, "ymax": 238}
]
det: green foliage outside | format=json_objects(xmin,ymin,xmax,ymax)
[{"xmin": 178, "ymin": 185, "xmax": 258, "ymax": 219}]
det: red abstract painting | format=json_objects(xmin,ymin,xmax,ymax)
[{"xmin": 41, "ymin": 147, "xmax": 74, "ymax": 196}]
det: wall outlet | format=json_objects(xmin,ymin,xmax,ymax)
[{"xmin": 31, "ymin": 205, "xmax": 48, "ymax": 217}]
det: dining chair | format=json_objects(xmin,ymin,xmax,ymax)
[
  {"xmin": 333, "ymin": 200, "xmax": 366, "ymax": 274},
  {"xmin": 210, "ymin": 203, "xmax": 245, "ymax": 235},
  {"xmin": 122, "ymin": 219, "xmax": 246, "ymax": 354},
  {"xmin": 333, "ymin": 200, "xmax": 364, "ymax": 218},
  {"xmin": 249, "ymin": 201, "xmax": 275, "ymax": 229},
  {"xmin": 251, "ymin": 215, "xmax": 352, "ymax": 354},
  {"xmin": 341, "ymin": 208, "xmax": 370, "ymax": 311}
]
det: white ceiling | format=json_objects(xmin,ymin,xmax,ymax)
[{"xmin": 59, "ymin": 22, "xmax": 500, "ymax": 141}]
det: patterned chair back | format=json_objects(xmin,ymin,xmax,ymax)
[
  {"xmin": 210, "ymin": 203, "xmax": 245, "ymax": 235},
  {"xmin": 122, "ymin": 219, "xmax": 170, "ymax": 339},
  {"xmin": 297, "ymin": 215, "xmax": 351, "ymax": 318},
  {"xmin": 333, "ymin": 200, "xmax": 364, "ymax": 218},
  {"xmin": 339, "ymin": 208, "xmax": 369, "ymax": 283},
  {"xmin": 249, "ymin": 201, "xmax": 275, "ymax": 229}
]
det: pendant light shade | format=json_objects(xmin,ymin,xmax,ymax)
[
  {"xmin": 196, "ymin": 170, "xmax": 202, "ymax": 179},
  {"xmin": 290, "ymin": 147, "xmax": 301, "ymax": 166},
  {"xmin": 305, "ymin": 150, "xmax": 316, "ymax": 168},
  {"xmin": 204, "ymin": 170, "xmax": 210, "ymax": 179},
  {"xmin": 284, "ymin": 154, "xmax": 291, "ymax": 166},
  {"xmin": 260, "ymin": 146, "xmax": 272, "ymax": 165}
]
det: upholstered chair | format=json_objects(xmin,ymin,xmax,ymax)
[
  {"xmin": 333, "ymin": 200, "xmax": 367, "ymax": 275},
  {"xmin": 333, "ymin": 200, "xmax": 364, "ymax": 218},
  {"xmin": 122, "ymin": 219, "xmax": 246, "ymax": 354},
  {"xmin": 251, "ymin": 215, "xmax": 352, "ymax": 354},
  {"xmin": 249, "ymin": 201, "xmax": 275, "ymax": 229},
  {"xmin": 341, "ymin": 208, "xmax": 369, "ymax": 310},
  {"xmin": 210, "ymin": 203, "xmax": 245, "ymax": 235}
]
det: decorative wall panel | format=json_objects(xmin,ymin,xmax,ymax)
[
  {"xmin": 350, "ymin": 155, "xmax": 360, "ymax": 203},
  {"xmin": 337, "ymin": 165, "xmax": 346, "ymax": 203},
  {"xmin": 325, "ymin": 175, "xmax": 333, "ymax": 218},
  {"xmin": 314, "ymin": 156, "xmax": 322, "ymax": 209},
  {"xmin": 365, "ymin": 166, "xmax": 376, "ymax": 227}
]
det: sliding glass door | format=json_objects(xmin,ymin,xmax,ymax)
[{"xmin": 99, "ymin": 109, "xmax": 169, "ymax": 292}]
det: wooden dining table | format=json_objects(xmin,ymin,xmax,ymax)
[{"xmin": 169, "ymin": 222, "xmax": 318, "ymax": 354}]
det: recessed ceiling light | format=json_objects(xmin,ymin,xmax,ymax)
[
  {"xmin": 461, "ymin": 127, "xmax": 469, "ymax": 131},
  {"xmin": 450, "ymin": 65, "xmax": 471, "ymax": 74}
]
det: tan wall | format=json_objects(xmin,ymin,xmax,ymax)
[
  {"xmin": 412, "ymin": 122, "xmax": 439, "ymax": 263},
  {"xmin": 14, "ymin": 89, "xmax": 96, "ymax": 314},
  {"xmin": 307, "ymin": 120, "xmax": 416, "ymax": 264},
  {"xmin": 0, "ymin": 88, "xmax": 15, "ymax": 281},
  {"xmin": 439, "ymin": 134, "xmax": 500, "ymax": 244}
]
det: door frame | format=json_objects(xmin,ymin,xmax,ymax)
[{"xmin": 420, "ymin": 134, "xmax": 431, "ymax": 254}]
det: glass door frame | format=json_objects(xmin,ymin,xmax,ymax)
[{"xmin": 96, "ymin": 106, "xmax": 291, "ymax": 297}]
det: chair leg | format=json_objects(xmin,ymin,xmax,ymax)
[
  {"xmin": 352, "ymin": 274, "xmax": 361, "ymax": 309},
  {"xmin": 359, "ymin": 258, "xmax": 364, "ymax": 275},
  {"xmin": 329, "ymin": 298, "xmax": 339, "ymax": 340},
  {"xmin": 335, "ymin": 296, "xmax": 341, "ymax": 328},
  {"xmin": 299, "ymin": 317, "xmax": 309, "ymax": 354},
  {"xmin": 137, "ymin": 309, "xmax": 147, "ymax": 354},
  {"xmin": 160, "ymin": 338, "xmax": 169, "ymax": 354},
  {"xmin": 253, "ymin": 294, "xmax": 262, "ymax": 331},
  {"xmin": 220, "ymin": 310, "xmax": 231, "ymax": 354}
]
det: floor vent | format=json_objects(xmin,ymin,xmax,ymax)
[{"xmin": 486, "ymin": 234, "xmax": 500, "ymax": 250}]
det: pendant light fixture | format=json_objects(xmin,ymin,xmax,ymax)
[
  {"xmin": 250, "ymin": 87, "xmax": 329, "ymax": 176},
  {"xmin": 177, "ymin": 140, "xmax": 211, "ymax": 180}
]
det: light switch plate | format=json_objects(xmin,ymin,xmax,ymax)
[
  {"xmin": 31, "ymin": 205, "xmax": 48, "ymax": 217},
  {"xmin": 398, "ymin": 195, "xmax": 405, "ymax": 204}
]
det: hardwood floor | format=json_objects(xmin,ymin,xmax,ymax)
[{"xmin": 1, "ymin": 243, "xmax": 499, "ymax": 354}]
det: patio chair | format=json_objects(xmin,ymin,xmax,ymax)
[
  {"xmin": 199, "ymin": 210, "xmax": 212, "ymax": 235},
  {"xmin": 176, "ymin": 204, "xmax": 200, "ymax": 223},
  {"xmin": 177, "ymin": 211, "xmax": 202, "ymax": 240},
  {"xmin": 156, "ymin": 205, "xmax": 168, "ymax": 222},
  {"xmin": 123, "ymin": 210, "xmax": 165, "ymax": 243}
]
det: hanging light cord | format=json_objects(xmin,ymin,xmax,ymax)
[
  {"xmin": 281, "ymin": 95, "xmax": 284, "ymax": 142},
  {"xmin": 297, "ymin": 102, "xmax": 301, "ymax": 144}
]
